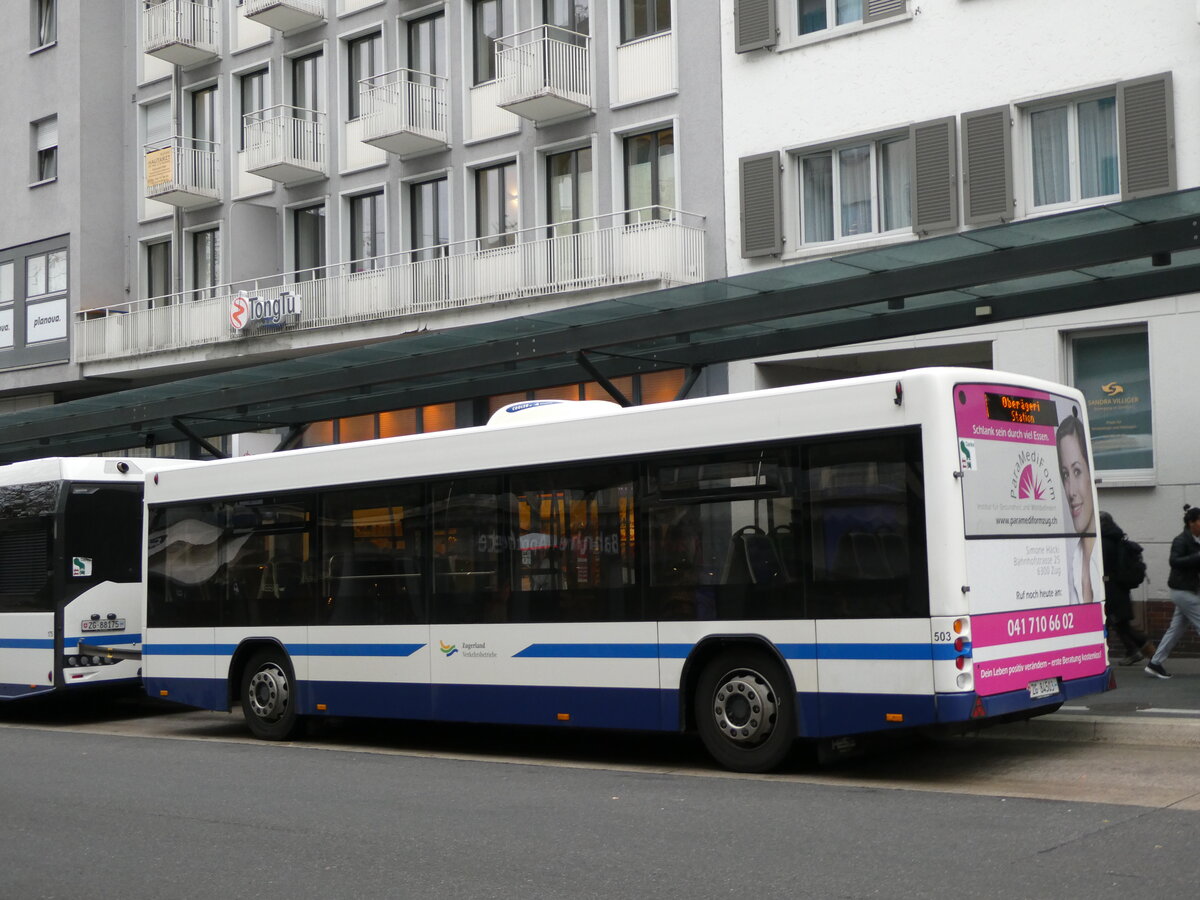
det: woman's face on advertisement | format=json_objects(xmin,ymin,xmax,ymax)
[{"xmin": 1059, "ymin": 433, "xmax": 1094, "ymax": 534}]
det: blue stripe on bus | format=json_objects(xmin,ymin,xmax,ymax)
[
  {"xmin": 0, "ymin": 683, "xmax": 56, "ymax": 700},
  {"xmin": 143, "ymin": 643, "xmax": 425, "ymax": 658},
  {"xmin": 0, "ymin": 639, "xmax": 55, "ymax": 650},
  {"xmin": 514, "ymin": 642, "xmax": 958, "ymax": 662},
  {"xmin": 294, "ymin": 644, "xmax": 425, "ymax": 657},
  {"xmin": 72, "ymin": 634, "xmax": 142, "ymax": 647},
  {"xmin": 512, "ymin": 643, "xmax": 693, "ymax": 659}
]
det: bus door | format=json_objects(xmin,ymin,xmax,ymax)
[
  {"xmin": 954, "ymin": 383, "xmax": 1108, "ymax": 702},
  {"xmin": 0, "ymin": 504, "xmax": 57, "ymax": 698}
]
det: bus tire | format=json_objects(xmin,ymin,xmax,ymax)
[
  {"xmin": 240, "ymin": 648, "xmax": 301, "ymax": 741},
  {"xmin": 694, "ymin": 648, "xmax": 795, "ymax": 773}
]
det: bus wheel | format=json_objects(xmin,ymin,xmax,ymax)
[
  {"xmin": 240, "ymin": 648, "xmax": 300, "ymax": 741},
  {"xmin": 694, "ymin": 649, "xmax": 795, "ymax": 773}
]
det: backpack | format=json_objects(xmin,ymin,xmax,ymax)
[{"xmin": 1113, "ymin": 536, "xmax": 1147, "ymax": 590}]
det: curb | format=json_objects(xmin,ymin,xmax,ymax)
[{"xmin": 978, "ymin": 713, "xmax": 1200, "ymax": 748}]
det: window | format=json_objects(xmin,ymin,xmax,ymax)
[
  {"xmin": 292, "ymin": 51, "xmax": 323, "ymax": 118},
  {"xmin": 621, "ymin": 0, "xmax": 670, "ymax": 42},
  {"xmin": 190, "ymin": 85, "xmax": 218, "ymax": 150},
  {"xmin": 1028, "ymin": 94, "xmax": 1118, "ymax": 210},
  {"xmin": 293, "ymin": 205, "xmax": 326, "ymax": 279},
  {"xmin": 349, "ymin": 191, "xmax": 385, "ymax": 271},
  {"xmin": 347, "ymin": 32, "xmax": 382, "ymax": 120},
  {"xmin": 472, "ymin": 0, "xmax": 505, "ymax": 85},
  {"xmin": 239, "ymin": 69, "xmax": 267, "ymax": 150},
  {"xmin": 798, "ymin": 0, "xmax": 860, "ymax": 35},
  {"xmin": 475, "ymin": 162, "xmax": 518, "ymax": 249},
  {"xmin": 26, "ymin": 249, "xmax": 67, "ymax": 297},
  {"xmin": 146, "ymin": 239, "xmax": 172, "ymax": 301},
  {"xmin": 409, "ymin": 11, "xmax": 446, "ymax": 80},
  {"xmin": 1070, "ymin": 329, "xmax": 1153, "ymax": 473},
  {"xmin": 624, "ymin": 127, "xmax": 673, "ymax": 222},
  {"xmin": 33, "ymin": 0, "xmax": 56, "ymax": 47},
  {"xmin": 322, "ymin": 486, "xmax": 426, "ymax": 626},
  {"xmin": 546, "ymin": 0, "xmax": 588, "ymax": 41},
  {"xmin": 32, "ymin": 117, "xmax": 57, "ymax": 183},
  {"xmin": 798, "ymin": 134, "xmax": 910, "ymax": 244},
  {"xmin": 547, "ymin": 147, "xmax": 593, "ymax": 235},
  {"xmin": 410, "ymin": 177, "xmax": 448, "ymax": 259},
  {"xmin": 802, "ymin": 431, "xmax": 927, "ymax": 618},
  {"xmin": 192, "ymin": 229, "xmax": 219, "ymax": 297}
]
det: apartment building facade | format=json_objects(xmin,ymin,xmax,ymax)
[
  {"xmin": 0, "ymin": 0, "xmax": 126, "ymax": 415},
  {"xmin": 1, "ymin": 0, "xmax": 725, "ymax": 449},
  {"xmin": 723, "ymin": 0, "xmax": 1200, "ymax": 641}
]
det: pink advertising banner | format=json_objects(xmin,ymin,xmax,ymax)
[{"xmin": 972, "ymin": 602, "xmax": 1107, "ymax": 695}]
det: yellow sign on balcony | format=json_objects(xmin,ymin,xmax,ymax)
[{"xmin": 145, "ymin": 147, "xmax": 174, "ymax": 188}]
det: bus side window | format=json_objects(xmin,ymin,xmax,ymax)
[
  {"xmin": 801, "ymin": 432, "xmax": 927, "ymax": 619},
  {"xmin": 320, "ymin": 486, "xmax": 426, "ymax": 626}
]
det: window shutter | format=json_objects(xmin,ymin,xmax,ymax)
[
  {"xmin": 961, "ymin": 106, "xmax": 1012, "ymax": 226},
  {"xmin": 35, "ymin": 117, "xmax": 58, "ymax": 151},
  {"xmin": 863, "ymin": 0, "xmax": 908, "ymax": 24},
  {"xmin": 910, "ymin": 117, "xmax": 958, "ymax": 234},
  {"xmin": 735, "ymin": 0, "xmax": 776, "ymax": 53},
  {"xmin": 1119, "ymin": 72, "xmax": 1175, "ymax": 200},
  {"xmin": 740, "ymin": 151, "xmax": 782, "ymax": 258}
]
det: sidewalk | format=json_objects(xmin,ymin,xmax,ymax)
[{"xmin": 982, "ymin": 657, "xmax": 1200, "ymax": 747}]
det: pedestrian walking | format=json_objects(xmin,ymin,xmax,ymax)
[
  {"xmin": 1098, "ymin": 511, "xmax": 1154, "ymax": 665},
  {"xmin": 1145, "ymin": 505, "xmax": 1200, "ymax": 679}
]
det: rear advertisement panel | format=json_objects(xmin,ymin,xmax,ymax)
[{"xmin": 955, "ymin": 383, "xmax": 1108, "ymax": 696}]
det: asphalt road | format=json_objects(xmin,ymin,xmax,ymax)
[{"xmin": 3, "ymin": 693, "xmax": 1200, "ymax": 899}]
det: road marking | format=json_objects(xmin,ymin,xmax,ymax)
[{"xmin": 1138, "ymin": 707, "xmax": 1200, "ymax": 717}]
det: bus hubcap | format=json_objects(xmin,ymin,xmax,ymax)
[
  {"xmin": 248, "ymin": 664, "xmax": 289, "ymax": 721},
  {"xmin": 712, "ymin": 668, "xmax": 777, "ymax": 745}
]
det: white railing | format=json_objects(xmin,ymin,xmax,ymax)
[
  {"xmin": 615, "ymin": 29, "xmax": 675, "ymax": 105},
  {"xmin": 142, "ymin": 0, "xmax": 219, "ymax": 56},
  {"xmin": 358, "ymin": 69, "xmax": 448, "ymax": 148},
  {"xmin": 243, "ymin": 105, "xmax": 327, "ymax": 178},
  {"xmin": 243, "ymin": 0, "xmax": 324, "ymax": 17},
  {"xmin": 74, "ymin": 208, "xmax": 705, "ymax": 362},
  {"xmin": 143, "ymin": 136, "xmax": 220, "ymax": 202},
  {"xmin": 496, "ymin": 25, "xmax": 590, "ymax": 111}
]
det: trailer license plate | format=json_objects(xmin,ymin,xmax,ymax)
[
  {"xmin": 81, "ymin": 618, "xmax": 126, "ymax": 632},
  {"xmin": 1028, "ymin": 678, "xmax": 1059, "ymax": 699}
]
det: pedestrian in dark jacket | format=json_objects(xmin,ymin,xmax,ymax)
[
  {"xmin": 1100, "ymin": 512, "xmax": 1155, "ymax": 665},
  {"xmin": 1145, "ymin": 506, "xmax": 1200, "ymax": 679}
]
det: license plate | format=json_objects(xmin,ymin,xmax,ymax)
[
  {"xmin": 1028, "ymin": 677, "xmax": 1060, "ymax": 699},
  {"xmin": 81, "ymin": 618, "xmax": 126, "ymax": 632}
]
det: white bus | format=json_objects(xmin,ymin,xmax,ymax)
[
  {"xmin": 0, "ymin": 457, "xmax": 189, "ymax": 700},
  {"xmin": 142, "ymin": 369, "xmax": 1112, "ymax": 771}
]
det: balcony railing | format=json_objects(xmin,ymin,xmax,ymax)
[
  {"xmin": 142, "ymin": 0, "xmax": 220, "ymax": 67},
  {"xmin": 496, "ymin": 25, "xmax": 591, "ymax": 121},
  {"xmin": 74, "ymin": 208, "xmax": 705, "ymax": 363},
  {"xmin": 240, "ymin": 0, "xmax": 325, "ymax": 33},
  {"xmin": 243, "ymin": 105, "xmax": 327, "ymax": 183},
  {"xmin": 358, "ymin": 69, "xmax": 449, "ymax": 157},
  {"xmin": 143, "ymin": 136, "xmax": 220, "ymax": 208}
]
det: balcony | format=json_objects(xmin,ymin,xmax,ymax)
[
  {"xmin": 240, "ymin": 0, "xmax": 325, "ymax": 33},
  {"xmin": 358, "ymin": 69, "xmax": 449, "ymax": 157},
  {"xmin": 243, "ymin": 106, "xmax": 327, "ymax": 184},
  {"xmin": 142, "ymin": 0, "xmax": 220, "ymax": 67},
  {"xmin": 495, "ymin": 25, "xmax": 591, "ymax": 122},
  {"xmin": 74, "ymin": 208, "xmax": 705, "ymax": 363},
  {"xmin": 143, "ymin": 136, "xmax": 220, "ymax": 208}
]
